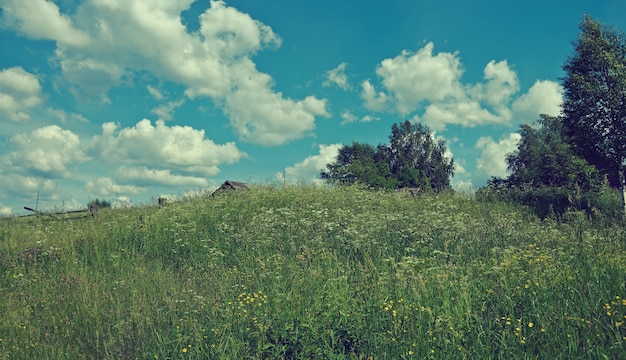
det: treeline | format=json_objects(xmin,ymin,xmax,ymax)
[
  {"xmin": 322, "ymin": 15, "xmax": 626, "ymax": 219},
  {"xmin": 321, "ymin": 121, "xmax": 454, "ymax": 193},
  {"xmin": 480, "ymin": 15, "xmax": 626, "ymax": 218}
]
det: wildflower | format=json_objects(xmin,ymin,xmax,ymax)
[
  {"xmin": 182, "ymin": 348, "xmax": 188, "ymax": 353},
  {"xmin": 528, "ymin": 322, "xmax": 534, "ymax": 328}
]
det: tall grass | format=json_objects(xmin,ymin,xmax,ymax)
[{"xmin": 1, "ymin": 185, "xmax": 625, "ymax": 359}]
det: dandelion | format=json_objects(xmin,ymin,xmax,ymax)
[
  {"xmin": 528, "ymin": 322, "xmax": 534, "ymax": 328},
  {"xmin": 182, "ymin": 348, "xmax": 188, "ymax": 353}
]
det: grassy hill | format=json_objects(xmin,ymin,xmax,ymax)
[{"xmin": 1, "ymin": 185, "xmax": 625, "ymax": 359}]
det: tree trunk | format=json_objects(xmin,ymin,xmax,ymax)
[{"xmin": 620, "ymin": 168, "xmax": 626, "ymax": 216}]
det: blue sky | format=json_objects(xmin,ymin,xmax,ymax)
[{"xmin": 0, "ymin": 0, "xmax": 625, "ymax": 214}]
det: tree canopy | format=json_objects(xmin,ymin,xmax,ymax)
[
  {"xmin": 506, "ymin": 115, "xmax": 603, "ymax": 192},
  {"xmin": 321, "ymin": 121, "xmax": 454, "ymax": 192},
  {"xmin": 479, "ymin": 15, "xmax": 626, "ymax": 218},
  {"xmin": 561, "ymin": 15, "xmax": 626, "ymax": 187}
]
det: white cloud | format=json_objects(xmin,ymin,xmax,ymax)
[
  {"xmin": 0, "ymin": 67, "xmax": 45, "ymax": 122},
  {"xmin": 151, "ymin": 98, "xmax": 184, "ymax": 121},
  {"xmin": 360, "ymin": 79, "xmax": 389, "ymax": 112},
  {"xmin": 90, "ymin": 119, "xmax": 246, "ymax": 176},
  {"xmin": 360, "ymin": 43, "xmax": 561, "ymax": 132},
  {"xmin": 0, "ymin": 171, "xmax": 58, "ymax": 206},
  {"xmin": 340, "ymin": 110, "xmax": 379, "ymax": 125},
  {"xmin": 373, "ymin": 42, "xmax": 464, "ymax": 115},
  {"xmin": 0, "ymin": 203, "xmax": 12, "ymax": 216},
  {"xmin": 147, "ymin": 85, "xmax": 165, "ymax": 100},
  {"xmin": 323, "ymin": 62, "xmax": 350, "ymax": 90},
  {"xmin": 85, "ymin": 177, "xmax": 143, "ymax": 196},
  {"xmin": 4, "ymin": 125, "xmax": 88, "ymax": 178},
  {"xmin": 277, "ymin": 144, "xmax": 342, "ymax": 184},
  {"xmin": 223, "ymin": 60, "xmax": 329, "ymax": 145},
  {"xmin": 475, "ymin": 133, "xmax": 521, "ymax": 178},
  {"xmin": 512, "ymin": 80, "xmax": 563, "ymax": 118},
  {"xmin": 4, "ymin": 0, "xmax": 325, "ymax": 145},
  {"xmin": 340, "ymin": 111, "xmax": 358, "ymax": 124},
  {"xmin": 481, "ymin": 60, "xmax": 520, "ymax": 108},
  {"xmin": 1, "ymin": 0, "xmax": 90, "ymax": 46},
  {"xmin": 413, "ymin": 100, "xmax": 502, "ymax": 131},
  {"xmin": 116, "ymin": 166, "xmax": 209, "ymax": 187}
]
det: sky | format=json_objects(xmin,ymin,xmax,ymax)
[{"xmin": 1, "ymin": 0, "xmax": 625, "ymax": 215}]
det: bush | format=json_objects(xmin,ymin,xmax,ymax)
[
  {"xmin": 87, "ymin": 198, "xmax": 111, "ymax": 209},
  {"xmin": 477, "ymin": 181, "xmax": 623, "ymax": 221}
]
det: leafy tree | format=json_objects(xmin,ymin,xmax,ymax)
[
  {"xmin": 322, "ymin": 121, "xmax": 454, "ymax": 192},
  {"xmin": 379, "ymin": 121, "xmax": 454, "ymax": 192},
  {"xmin": 480, "ymin": 115, "xmax": 610, "ymax": 219},
  {"xmin": 506, "ymin": 115, "xmax": 603, "ymax": 192},
  {"xmin": 321, "ymin": 142, "xmax": 396, "ymax": 188},
  {"xmin": 561, "ymin": 15, "xmax": 626, "ymax": 190}
]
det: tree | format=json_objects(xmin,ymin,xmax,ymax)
[
  {"xmin": 379, "ymin": 121, "xmax": 454, "ymax": 192},
  {"xmin": 480, "ymin": 115, "xmax": 609, "ymax": 219},
  {"xmin": 561, "ymin": 15, "xmax": 626, "ymax": 206},
  {"xmin": 321, "ymin": 142, "xmax": 395, "ymax": 188},
  {"xmin": 321, "ymin": 121, "xmax": 454, "ymax": 192},
  {"xmin": 506, "ymin": 115, "xmax": 603, "ymax": 192}
]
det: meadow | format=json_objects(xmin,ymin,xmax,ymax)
[{"xmin": 0, "ymin": 185, "xmax": 625, "ymax": 359}]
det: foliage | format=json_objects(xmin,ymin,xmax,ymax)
[
  {"xmin": 481, "ymin": 115, "xmax": 610, "ymax": 219},
  {"xmin": 506, "ymin": 115, "xmax": 604, "ymax": 192},
  {"xmin": 87, "ymin": 198, "xmax": 111, "ymax": 209},
  {"xmin": 561, "ymin": 15, "xmax": 626, "ymax": 187},
  {"xmin": 477, "ymin": 180, "xmax": 622, "ymax": 220},
  {"xmin": 320, "ymin": 142, "xmax": 397, "ymax": 189},
  {"xmin": 487, "ymin": 15, "xmax": 626, "ymax": 218},
  {"xmin": 322, "ymin": 120, "xmax": 454, "ymax": 192},
  {"xmin": 0, "ymin": 186, "xmax": 625, "ymax": 359}
]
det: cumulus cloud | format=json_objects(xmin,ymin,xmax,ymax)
[
  {"xmin": 361, "ymin": 42, "xmax": 562, "ymax": 131},
  {"xmin": 2, "ymin": 0, "xmax": 327, "ymax": 145},
  {"xmin": 375, "ymin": 43, "xmax": 464, "ymax": 115},
  {"xmin": 475, "ymin": 133, "xmax": 521, "ymax": 179},
  {"xmin": 223, "ymin": 60, "xmax": 330, "ymax": 145},
  {"xmin": 512, "ymin": 80, "xmax": 563, "ymax": 118},
  {"xmin": 3, "ymin": 125, "xmax": 88, "ymax": 178},
  {"xmin": 481, "ymin": 60, "xmax": 520, "ymax": 108},
  {"xmin": 0, "ymin": 67, "xmax": 45, "ymax": 122},
  {"xmin": 90, "ymin": 119, "xmax": 246, "ymax": 177},
  {"xmin": 0, "ymin": 172, "xmax": 58, "ymax": 196},
  {"xmin": 85, "ymin": 177, "xmax": 143, "ymax": 196},
  {"xmin": 277, "ymin": 144, "xmax": 342, "ymax": 184},
  {"xmin": 116, "ymin": 166, "xmax": 209, "ymax": 187},
  {"xmin": 323, "ymin": 63, "xmax": 350, "ymax": 90},
  {"xmin": 1, "ymin": 0, "xmax": 90, "ymax": 46},
  {"xmin": 360, "ymin": 79, "xmax": 390, "ymax": 112}
]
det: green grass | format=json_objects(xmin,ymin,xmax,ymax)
[{"xmin": 1, "ymin": 185, "xmax": 625, "ymax": 359}]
